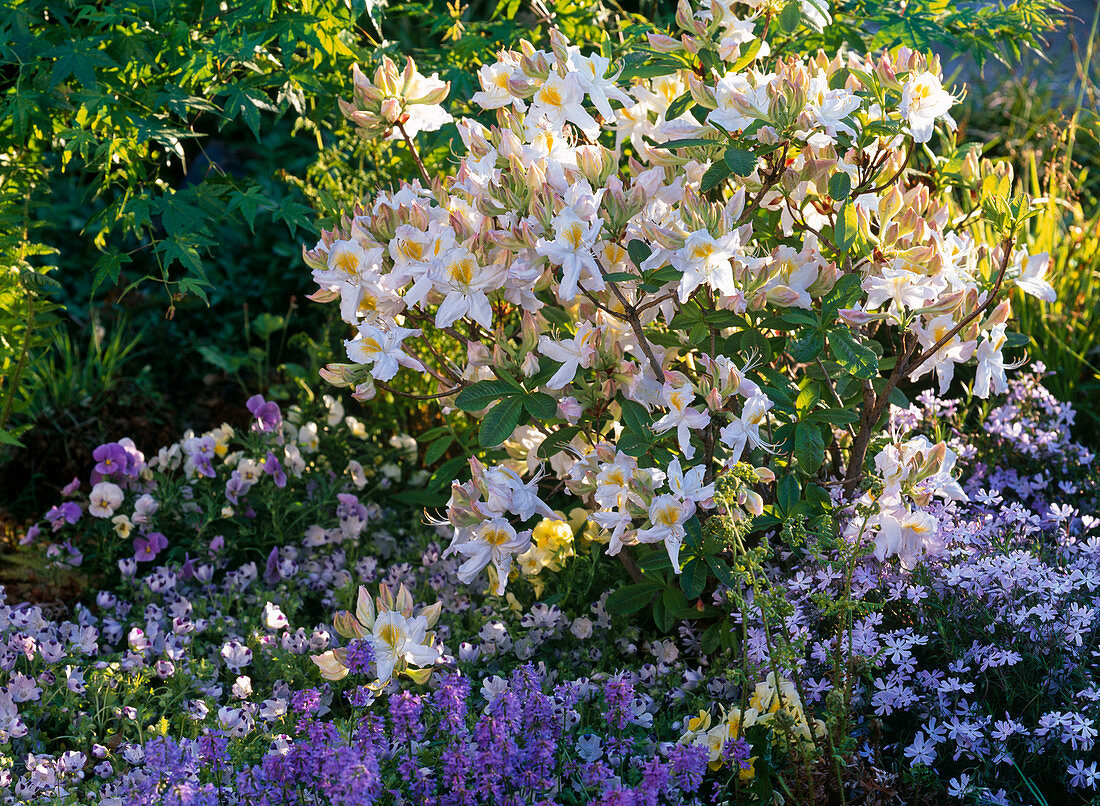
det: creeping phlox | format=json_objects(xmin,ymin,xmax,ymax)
[
  {"xmin": 313, "ymin": 583, "xmax": 443, "ymax": 687},
  {"xmin": 303, "ymin": 0, "xmax": 1051, "ymax": 592}
]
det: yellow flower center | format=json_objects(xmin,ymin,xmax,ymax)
[
  {"xmin": 334, "ymin": 250, "xmax": 359, "ymax": 277},
  {"xmin": 378, "ymin": 623, "xmax": 405, "ymax": 650},
  {"xmin": 447, "ymin": 257, "xmax": 475, "ymax": 286},
  {"xmin": 400, "ymin": 240, "xmax": 425, "ymax": 262},
  {"xmin": 483, "ymin": 526, "xmax": 512, "ymax": 546},
  {"xmin": 654, "ymin": 504, "xmax": 680, "ymax": 527},
  {"xmin": 538, "ymin": 84, "xmax": 563, "ymax": 108}
]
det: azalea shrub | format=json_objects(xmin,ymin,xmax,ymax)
[
  {"xmin": 304, "ymin": 0, "xmax": 1056, "ymax": 697},
  {"xmin": 8, "ymin": 0, "xmax": 1096, "ymax": 804}
]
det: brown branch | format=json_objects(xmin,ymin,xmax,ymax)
[
  {"xmin": 397, "ymin": 122, "xmax": 432, "ymax": 187},
  {"xmin": 906, "ymin": 235, "xmax": 1016, "ymax": 375},
  {"xmin": 374, "ymin": 380, "xmax": 467, "ymax": 400}
]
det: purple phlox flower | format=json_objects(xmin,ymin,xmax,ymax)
[{"xmin": 247, "ymin": 394, "xmax": 283, "ymax": 433}]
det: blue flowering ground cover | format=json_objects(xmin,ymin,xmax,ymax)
[{"xmin": 0, "ymin": 366, "xmax": 1097, "ymax": 805}]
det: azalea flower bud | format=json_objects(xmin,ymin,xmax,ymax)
[
  {"xmin": 686, "ymin": 73, "xmax": 717, "ymax": 109},
  {"xmin": 739, "ymin": 489, "xmax": 764, "ymax": 516},
  {"xmin": 380, "ymin": 97, "xmax": 402, "ymax": 124},
  {"xmin": 985, "ymin": 298, "xmax": 1012, "ymax": 327},
  {"xmin": 647, "ymin": 32, "xmax": 684, "ymax": 53},
  {"xmin": 675, "ymin": 0, "xmax": 695, "ymax": 32}
]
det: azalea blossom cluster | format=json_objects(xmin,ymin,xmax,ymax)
[
  {"xmin": 678, "ymin": 672, "xmax": 822, "ymax": 775},
  {"xmin": 313, "ymin": 583, "xmax": 443, "ymax": 686},
  {"xmin": 848, "ymin": 434, "xmax": 967, "ymax": 567},
  {"xmin": 303, "ymin": 0, "xmax": 1050, "ymax": 596}
]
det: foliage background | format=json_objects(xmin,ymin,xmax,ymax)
[{"xmin": 0, "ymin": 0, "xmax": 1095, "ymax": 520}]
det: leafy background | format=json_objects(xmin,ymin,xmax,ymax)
[{"xmin": 0, "ymin": 0, "xmax": 1095, "ymax": 521}]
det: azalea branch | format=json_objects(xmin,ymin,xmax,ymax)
[
  {"xmin": 866, "ymin": 138, "xmax": 916, "ymax": 195},
  {"xmin": 396, "ymin": 122, "xmax": 433, "ymax": 187},
  {"xmin": 595, "ymin": 258, "xmax": 667, "ymax": 382},
  {"xmin": 374, "ymin": 380, "xmax": 468, "ymax": 400},
  {"xmin": 906, "ymin": 234, "xmax": 1016, "ymax": 377}
]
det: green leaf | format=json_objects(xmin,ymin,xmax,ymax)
[
  {"xmin": 252, "ymin": 312, "xmax": 285, "ymax": 339},
  {"xmin": 790, "ymin": 330, "xmax": 824, "ymax": 363},
  {"xmin": 829, "ymin": 327, "xmax": 879, "ymax": 379},
  {"xmin": 778, "ymin": 0, "xmax": 801, "ymax": 32},
  {"xmin": 478, "ymin": 397, "xmax": 523, "ymax": 448},
  {"xmin": 828, "ymin": 172, "xmax": 852, "ymax": 201},
  {"xmin": 620, "ymin": 399, "xmax": 653, "ymax": 435},
  {"xmin": 537, "ymin": 426, "xmax": 582, "ymax": 458},
  {"xmin": 455, "ymin": 380, "xmax": 516, "ymax": 412},
  {"xmin": 603, "ymin": 272, "xmax": 638, "ymax": 283},
  {"xmin": 777, "ymin": 474, "xmax": 801, "ymax": 514},
  {"xmin": 701, "ymin": 159, "xmax": 732, "ymax": 192},
  {"xmin": 424, "ymin": 436, "xmax": 453, "ymax": 465},
  {"xmin": 794, "ymin": 426, "xmax": 826, "ymax": 474},
  {"xmin": 740, "ymin": 330, "xmax": 772, "ymax": 362},
  {"xmin": 662, "ymin": 585, "xmax": 689, "ymax": 616},
  {"xmin": 822, "ymin": 273, "xmax": 863, "ymax": 320},
  {"xmin": 705, "ymin": 556, "xmax": 737, "ymax": 588},
  {"xmin": 679, "ymin": 558, "xmax": 707, "ymax": 599},
  {"xmin": 618, "ymin": 431, "xmax": 651, "ymax": 458},
  {"xmin": 806, "ymin": 408, "xmax": 859, "ymax": 425},
  {"xmin": 0, "ymin": 429, "xmax": 25, "ymax": 448},
  {"xmin": 605, "ymin": 583, "xmax": 660, "ymax": 615},
  {"xmin": 723, "ymin": 147, "xmax": 756, "ymax": 176},
  {"xmin": 523, "ymin": 392, "xmax": 558, "ymax": 420},
  {"xmin": 666, "ymin": 91, "xmax": 693, "ymax": 121},
  {"xmin": 629, "ymin": 237, "xmax": 651, "ymax": 266},
  {"xmin": 638, "ymin": 550, "xmax": 672, "ymax": 573},
  {"xmin": 654, "ymin": 137, "xmax": 720, "ymax": 150},
  {"xmin": 834, "ymin": 202, "xmax": 859, "ymax": 251}
]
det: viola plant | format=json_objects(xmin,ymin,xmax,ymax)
[{"xmin": 24, "ymin": 393, "xmax": 426, "ymax": 586}]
